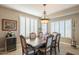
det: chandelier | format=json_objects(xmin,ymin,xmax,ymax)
[{"xmin": 40, "ymin": 4, "xmax": 49, "ymax": 24}]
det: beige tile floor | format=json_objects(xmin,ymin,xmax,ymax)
[{"xmin": 0, "ymin": 42, "xmax": 79, "ymax": 55}]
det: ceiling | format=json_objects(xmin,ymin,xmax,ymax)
[{"xmin": 1, "ymin": 4, "xmax": 77, "ymax": 17}]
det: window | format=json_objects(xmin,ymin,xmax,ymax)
[
  {"xmin": 51, "ymin": 21, "xmax": 60, "ymax": 33},
  {"xmin": 34, "ymin": 19, "xmax": 38, "ymax": 34},
  {"xmin": 51, "ymin": 19, "xmax": 72, "ymax": 38},
  {"xmin": 54, "ymin": 21, "xmax": 59, "ymax": 33},
  {"xmin": 20, "ymin": 16, "xmax": 26, "ymax": 37},
  {"xmin": 30, "ymin": 19, "xmax": 34, "ymax": 32},
  {"xmin": 51, "ymin": 22, "xmax": 55, "ymax": 33},
  {"xmin": 20, "ymin": 16, "xmax": 38, "ymax": 38},
  {"xmin": 65, "ymin": 20, "xmax": 72, "ymax": 38},
  {"xmin": 59, "ymin": 21, "xmax": 65, "ymax": 37},
  {"xmin": 30, "ymin": 19, "xmax": 37, "ymax": 34},
  {"xmin": 26, "ymin": 17, "xmax": 30, "ymax": 37},
  {"xmin": 42, "ymin": 24, "xmax": 48, "ymax": 34}
]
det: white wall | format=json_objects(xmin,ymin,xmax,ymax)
[{"xmin": 0, "ymin": 6, "xmax": 39, "ymax": 50}]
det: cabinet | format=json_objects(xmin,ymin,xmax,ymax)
[{"xmin": 5, "ymin": 37, "xmax": 16, "ymax": 52}]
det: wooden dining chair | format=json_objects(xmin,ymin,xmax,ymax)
[
  {"xmin": 20, "ymin": 35, "xmax": 36, "ymax": 55},
  {"xmin": 44, "ymin": 33, "xmax": 50, "ymax": 40},
  {"xmin": 38, "ymin": 35, "xmax": 54, "ymax": 55},
  {"xmin": 30, "ymin": 33, "xmax": 36, "ymax": 39},
  {"xmin": 38, "ymin": 32, "xmax": 43, "ymax": 38},
  {"xmin": 52, "ymin": 32, "xmax": 61, "ymax": 55}
]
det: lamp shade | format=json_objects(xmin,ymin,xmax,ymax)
[{"xmin": 41, "ymin": 18, "xmax": 49, "ymax": 24}]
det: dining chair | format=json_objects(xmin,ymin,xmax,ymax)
[
  {"xmin": 52, "ymin": 32, "xmax": 61, "ymax": 55},
  {"xmin": 30, "ymin": 33, "xmax": 36, "ymax": 39},
  {"xmin": 38, "ymin": 34, "xmax": 54, "ymax": 55},
  {"xmin": 38, "ymin": 32, "xmax": 43, "ymax": 38},
  {"xmin": 44, "ymin": 33, "xmax": 50, "ymax": 40},
  {"xmin": 20, "ymin": 35, "xmax": 36, "ymax": 55}
]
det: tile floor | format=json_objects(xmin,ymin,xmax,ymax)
[{"xmin": 0, "ymin": 42, "xmax": 79, "ymax": 55}]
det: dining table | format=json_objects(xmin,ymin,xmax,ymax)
[
  {"xmin": 26, "ymin": 37, "xmax": 46, "ymax": 49},
  {"xmin": 26, "ymin": 35, "xmax": 54, "ymax": 55}
]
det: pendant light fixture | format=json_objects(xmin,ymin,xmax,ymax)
[{"xmin": 40, "ymin": 4, "xmax": 49, "ymax": 24}]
